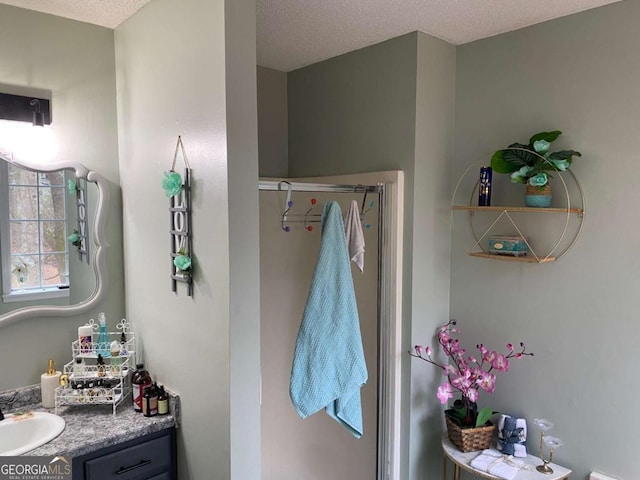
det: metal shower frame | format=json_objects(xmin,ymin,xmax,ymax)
[{"xmin": 258, "ymin": 179, "xmax": 395, "ymax": 480}]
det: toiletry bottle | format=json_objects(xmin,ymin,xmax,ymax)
[
  {"xmin": 158, "ymin": 385, "xmax": 169, "ymax": 415},
  {"xmin": 142, "ymin": 387, "xmax": 151, "ymax": 416},
  {"xmin": 110, "ymin": 341, "xmax": 122, "ymax": 374},
  {"xmin": 78, "ymin": 324, "xmax": 93, "ymax": 353},
  {"xmin": 96, "ymin": 354, "xmax": 106, "ymax": 387},
  {"xmin": 119, "ymin": 332, "xmax": 129, "ymax": 372},
  {"xmin": 73, "ymin": 357, "xmax": 86, "ymax": 377},
  {"xmin": 119, "ymin": 331, "xmax": 128, "ymax": 355},
  {"xmin": 97, "ymin": 354, "xmax": 106, "ymax": 376},
  {"xmin": 150, "ymin": 382, "xmax": 159, "ymax": 416},
  {"xmin": 143, "ymin": 385, "xmax": 159, "ymax": 417},
  {"xmin": 132, "ymin": 363, "xmax": 152, "ymax": 412},
  {"xmin": 141, "ymin": 387, "xmax": 149, "ymax": 416},
  {"xmin": 41, "ymin": 359, "xmax": 62, "ymax": 408},
  {"xmin": 96, "ymin": 313, "xmax": 111, "ymax": 357},
  {"xmin": 478, "ymin": 166, "xmax": 493, "ymax": 206}
]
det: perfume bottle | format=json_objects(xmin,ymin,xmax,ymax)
[{"xmin": 96, "ymin": 313, "xmax": 111, "ymax": 358}]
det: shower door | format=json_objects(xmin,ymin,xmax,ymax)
[{"xmin": 260, "ymin": 186, "xmax": 380, "ymax": 480}]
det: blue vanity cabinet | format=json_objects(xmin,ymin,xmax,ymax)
[{"xmin": 72, "ymin": 428, "xmax": 176, "ymax": 480}]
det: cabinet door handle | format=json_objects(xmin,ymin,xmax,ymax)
[{"xmin": 115, "ymin": 459, "xmax": 152, "ymax": 474}]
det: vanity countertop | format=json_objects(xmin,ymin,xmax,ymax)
[{"xmin": 1, "ymin": 384, "xmax": 180, "ymax": 458}]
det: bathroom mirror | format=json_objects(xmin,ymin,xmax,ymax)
[{"xmin": 0, "ymin": 152, "xmax": 109, "ymax": 327}]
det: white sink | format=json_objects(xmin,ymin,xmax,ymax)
[{"xmin": 0, "ymin": 411, "xmax": 65, "ymax": 456}]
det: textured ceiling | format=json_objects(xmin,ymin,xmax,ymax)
[
  {"xmin": 0, "ymin": 0, "xmax": 622, "ymax": 71},
  {"xmin": 0, "ymin": 0, "xmax": 153, "ymax": 29},
  {"xmin": 258, "ymin": 0, "xmax": 622, "ymax": 71}
]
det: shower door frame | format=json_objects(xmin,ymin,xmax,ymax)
[{"xmin": 259, "ymin": 170, "xmax": 404, "ymax": 480}]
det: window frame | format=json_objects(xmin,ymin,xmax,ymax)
[{"xmin": 0, "ymin": 161, "xmax": 70, "ymax": 302}]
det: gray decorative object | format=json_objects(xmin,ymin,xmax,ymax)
[
  {"xmin": 165, "ymin": 136, "xmax": 193, "ymax": 296},
  {"xmin": 74, "ymin": 177, "xmax": 90, "ymax": 263}
]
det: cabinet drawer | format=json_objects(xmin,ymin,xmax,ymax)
[
  {"xmin": 85, "ymin": 435, "xmax": 171, "ymax": 480},
  {"xmin": 146, "ymin": 474, "xmax": 171, "ymax": 480}
]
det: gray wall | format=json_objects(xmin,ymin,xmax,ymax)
[
  {"xmin": 115, "ymin": 0, "xmax": 260, "ymax": 478},
  {"xmin": 4, "ymin": 1, "xmax": 631, "ymax": 477},
  {"xmin": 453, "ymin": 2, "xmax": 634, "ymax": 479},
  {"xmin": 257, "ymin": 66, "xmax": 288, "ymax": 177},
  {"xmin": 288, "ymin": 33, "xmax": 418, "ymax": 178},
  {"xmin": 0, "ymin": 4, "xmax": 124, "ymax": 391},
  {"xmin": 226, "ymin": 0, "xmax": 261, "ymax": 478},
  {"xmin": 286, "ymin": 31, "xmax": 455, "ymax": 479},
  {"xmin": 408, "ymin": 33, "xmax": 455, "ymax": 479},
  {"xmin": 114, "ymin": 0, "xmax": 230, "ymax": 478}
]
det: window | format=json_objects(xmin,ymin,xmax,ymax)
[{"xmin": 0, "ymin": 161, "xmax": 70, "ymax": 301}]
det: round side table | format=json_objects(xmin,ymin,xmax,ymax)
[{"xmin": 442, "ymin": 436, "xmax": 571, "ymax": 480}]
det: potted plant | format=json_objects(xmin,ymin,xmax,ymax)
[
  {"xmin": 490, "ymin": 130, "xmax": 581, "ymax": 207},
  {"xmin": 410, "ymin": 320, "xmax": 534, "ymax": 452}
]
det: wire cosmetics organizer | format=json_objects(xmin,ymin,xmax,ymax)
[
  {"xmin": 276, "ymin": 180, "xmax": 376, "ymax": 232},
  {"xmin": 55, "ymin": 319, "xmax": 135, "ymax": 415}
]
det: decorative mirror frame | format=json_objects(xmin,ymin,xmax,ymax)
[{"xmin": 0, "ymin": 152, "xmax": 109, "ymax": 328}]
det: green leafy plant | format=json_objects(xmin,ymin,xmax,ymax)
[{"xmin": 490, "ymin": 130, "xmax": 581, "ymax": 189}]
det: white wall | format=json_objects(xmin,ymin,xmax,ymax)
[
  {"xmin": 452, "ymin": 2, "xmax": 636, "ymax": 479},
  {"xmin": 114, "ymin": 0, "xmax": 232, "ymax": 477},
  {"xmin": 0, "ymin": 4, "xmax": 123, "ymax": 391}
]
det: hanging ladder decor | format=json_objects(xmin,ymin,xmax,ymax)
[
  {"xmin": 162, "ymin": 135, "xmax": 193, "ymax": 296},
  {"xmin": 74, "ymin": 177, "xmax": 90, "ymax": 263}
]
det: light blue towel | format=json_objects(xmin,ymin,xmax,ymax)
[{"xmin": 290, "ymin": 201, "xmax": 368, "ymax": 438}]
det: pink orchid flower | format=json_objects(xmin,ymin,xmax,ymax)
[
  {"xmin": 477, "ymin": 371, "xmax": 496, "ymax": 393},
  {"xmin": 492, "ymin": 354, "xmax": 510, "ymax": 372},
  {"xmin": 437, "ymin": 383, "xmax": 454, "ymax": 404},
  {"xmin": 483, "ymin": 350, "xmax": 497, "ymax": 364},
  {"xmin": 466, "ymin": 388, "xmax": 479, "ymax": 402},
  {"xmin": 408, "ymin": 319, "xmax": 533, "ymax": 427}
]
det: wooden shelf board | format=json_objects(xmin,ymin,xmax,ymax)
[
  {"xmin": 468, "ymin": 252, "xmax": 556, "ymax": 263},
  {"xmin": 452, "ymin": 205, "xmax": 583, "ymax": 214}
]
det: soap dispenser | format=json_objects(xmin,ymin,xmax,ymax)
[{"xmin": 41, "ymin": 359, "xmax": 62, "ymax": 408}]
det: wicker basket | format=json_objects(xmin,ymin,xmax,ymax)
[{"xmin": 445, "ymin": 414, "xmax": 495, "ymax": 452}]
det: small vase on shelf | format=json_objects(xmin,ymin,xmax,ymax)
[{"xmin": 525, "ymin": 183, "xmax": 552, "ymax": 208}]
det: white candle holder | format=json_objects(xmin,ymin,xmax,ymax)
[{"xmin": 533, "ymin": 418, "xmax": 564, "ymax": 474}]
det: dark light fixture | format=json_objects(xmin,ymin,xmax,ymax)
[
  {"xmin": 30, "ymin": 99, "xmax": 45, "ymax": 127},
  {"xmin": 0, "ymin": 92, "xmax": 51, "ymax": 126}
]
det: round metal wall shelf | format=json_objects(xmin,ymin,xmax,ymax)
[{"xmin": 451, "ymin": 164, "xmax": 585, "ymax": 263}]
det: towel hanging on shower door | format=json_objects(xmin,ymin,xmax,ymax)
[
  {"xmin": 344, "ymin": 199, "xmax": 365, "ymax": 272},
  {"xmin": 289, "ymin": 201, "xmax": 368, "ymax": 438}
]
